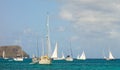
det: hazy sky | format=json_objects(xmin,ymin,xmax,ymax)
[{"xmin": 0, "ymin": 0, "xmax": 120, "ymax": 58}]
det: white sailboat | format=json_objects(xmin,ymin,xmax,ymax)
[
  {"xmin": 65, "ymin": 41, "xmax": 73, "ymax": 61},
  {"xmin": 65, "ymin": 55, "xmax": 73, "ymax": 61},
  {"xmin": 30, "ymin": 54, "xmax": 39, "ymax": 64},
  {"xmin": 106, "ymin": 51, "xmax": 115, "ymax": 60},
  {"xmin": 77, "ymin": 51, "xmax": 86, "ymax": 60},
  {"xmin": 79, "ymin": 51, "xmax": 86, "ymax": 60},
  {"xmin": 77, "ymin": 54, "xmax": 80, "ymax": 59},
  {"xmin": 30, "ymin": 35, "xmax": 39, "ymax": 64},
  {"xmin": 2, "ymin": 51, "xmax": 8, "ymax": 59},
  {"xmin": 39, "ymin": 14, "xmax": 51, "ymax": 64},
  {"xmin": 60, "ymin": 52, "xmax": 65, "ymax": 60},
  {"xmin": 13, "ymin": 49, "xmax": 23, "ymax": 61},
  {"xmin": 51, "ymin": 42, "xmax": 58, "ymax": 60},
  {"xmin": 13, "ymin": 55, "xmax": 23, "ymax": 61}
]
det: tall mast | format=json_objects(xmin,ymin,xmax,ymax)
[
  {"xmin": 70, "ymin": 40, "xmax": 73, "ymax": 57},
  {"xmin": 46, "ymin": 14, "xmax": 51, "ymax": 57},
  {"xmin": 41, "ymin": 38, "xmax": 44, "ymax": 56},
  {"xmin": 36, "ymin": 35, "xmax": 39, "ymax": 57}
]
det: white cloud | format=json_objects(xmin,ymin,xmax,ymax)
[
  {"xmin": 60, "ymin": 10, "xmax": 73, "ymax": 20},
  {"xmin": 70, "ymin": 36, "xmax": 79, "ymax": 42},
  {"xmin": 58, "ymin": 26, "xmax": 65, "ymax": 32},
  {"xmin": 59, "ymin": 0, "xmax": 120, "ymax": 39}
]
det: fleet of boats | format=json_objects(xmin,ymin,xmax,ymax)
[
  {"xmin": 0, "ymin": 15, "xmax": 116, "ymax": 64},
  {"xmin": 1, "ymin": 49, "xmax": 116, "ymax": 62}
]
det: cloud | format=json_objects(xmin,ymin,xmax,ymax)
[
  {"xmin": 60, "ymin": 10, "xmax": 73, "ymax": 20},
  {"xmin": 70, "ymin": 36, "xmax": 79, "ymax": 42},
  {"xmin": 57, "ymin": 26, "xmax": 65, "ymax": 32},
  {"xmin": 59, "ymin": 0, "xmax": 120, "ymax": 39}
]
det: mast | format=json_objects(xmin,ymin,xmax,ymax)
[
  {"xmin": 70, "ymin": 40, "xmax": 73, "ymax": 57},
  {"xmin": 41, "ymin": 38, "xmax": 44, "ymax": 56},
  {"xmin": 36, "ymin": 35, "xmax": 39, "ymax": 57},
  {"xmin": 46, "ymin": 14, "xmax": 51, "ymax": 57}
]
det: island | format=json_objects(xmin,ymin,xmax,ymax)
[{"xmin": 0, "ymin": 45, "xmax": 29, "ymax": 58}]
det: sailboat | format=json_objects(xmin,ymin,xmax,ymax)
[
  {"xmin": 105, "ymin": 51, "xmax": 115, "ymax": 60},
  {"xmin": 30, "ymin": 54, "xmax": 39, "ymax": 64},
  {"xmin": 77, "ymin": 54, "xmax": 80, "ymax": 59},
  {"xmin": 13, "ymin": 49, "xmax": 23, "ymax": 61},
  {"xmin": 39, "ymin": 15, "xmax": 51, "ymax": 64},
  {"xmin": 31, "ymin": 35, "xmax": 39, "ymax": 64},
  {"xmin": 65, "ymin": 41, "xmax": 73, "ymax": 61},
  {"xmin": 77, "ymin": 51, "xmax": 86, "ymax": 60},
  {"xmin": 51, "ymin": 42, "xmax": 58, "ymax": 60},
  {"xmin": 59, "ymin": 52, "xmax": 65, "ymax": 60},
  {"xmin": 65, "ymin": 55, "xmax": 73, "ymax": 61},
  {"xmin": 51, "ymin": 43, "xmax": 65, "ymax": 60},
  {"xmin": 2, "ymin": 51, "xmax": 8, "ymax": 59}
]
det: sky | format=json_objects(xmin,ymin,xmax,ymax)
[{"xmin": 0, "ymin": 0, "xmax": 120, "ymax": 58}]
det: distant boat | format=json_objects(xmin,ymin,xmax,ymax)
[
  {"xmin": 13, "ymin": 49, "xmax": 23, "ymax": 61},
  {"xmin": 13, "ymin": 55, "xmax": 23, "ymax": 61},
  {"xmin": 39, "ymin": 15, "xmax": 51, "ymax": 64},
  {"xmin": 2, "ymin": 51, "xmax": 8, "ymax": 59},
  {"xmin": 51, "ymin": 42, "xmax": 61, "ymax": 60},
  {"xmin": 77, "ymin": 51, "xmax": 86, "ymax": 60},
  {"xmin": 31, "ymin": 34, "xmax": 39, "ymax": 64},
  {"xmin": 30, "ymin": 54, "xmax": 39, "ymax": 64},
  {"xmin": 59, "ymin": 52, "xmax": 65, "ymax": 60},
  {"xmin": 65, "ymin": 41, "xmax": 73, "ymax": 61},
  {"xmin": 65, "ymin": 55, "xmax": 73, "ymax": 61},
  {"xmin": 51, "ymin": 42, "xmax": 65, "ymax": 60},
  {"xmin": 105, "ymin": 51, "xmax": 115, "ymax": 60}
]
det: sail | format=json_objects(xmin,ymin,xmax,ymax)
[
  {"xmin": 51, "ymin": 42, "xmax": 58, "ymax": 58},
  {"xmin": 61, "ymin": 52, "xmax": 65, "ymax": 59},
  {"xmin": 80, "ymin": 51, "xmax": 86, "ymax": 60},
  {"xmin": 2, "ymin": 51, "xmax": 5, "ymax": 58},
  {"xmin": 109, "ymin": 51, "xmax": 114, "ymax": 59}
]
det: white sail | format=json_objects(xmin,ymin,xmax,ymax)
[
  {"xmin": 61, "ymin": 52, "xmax": 65, "ymax": 59},
  {"xmin": 2, "ymin": 51, "xmax": 8, "ymax": 59},
  {"xmin": 79, "ymin": 51, "xmax": 86, "ymax": 60},
  {"xmin": 51, "ymin": 42, "xmax": 58, "ymax": 58},
  {"xmin": 109, "ymin": 51, "xmax": 114, "ymax": 59},
  {"xmin": 2, "ymin": 51, "xmax": 5, "ymax": 58}
]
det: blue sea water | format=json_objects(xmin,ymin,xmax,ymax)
[{"xmin": 0, "ymin": 58, "xmax": 120, "ymax": 70}]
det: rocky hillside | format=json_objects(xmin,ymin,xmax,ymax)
[{"xmin": 0, "ymin": 45, "xmax": 29, "ymax": 58}]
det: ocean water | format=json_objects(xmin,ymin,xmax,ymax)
[{"xmin": 0, "ymin": 58, "xmax": 120, "ymax": 70}]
